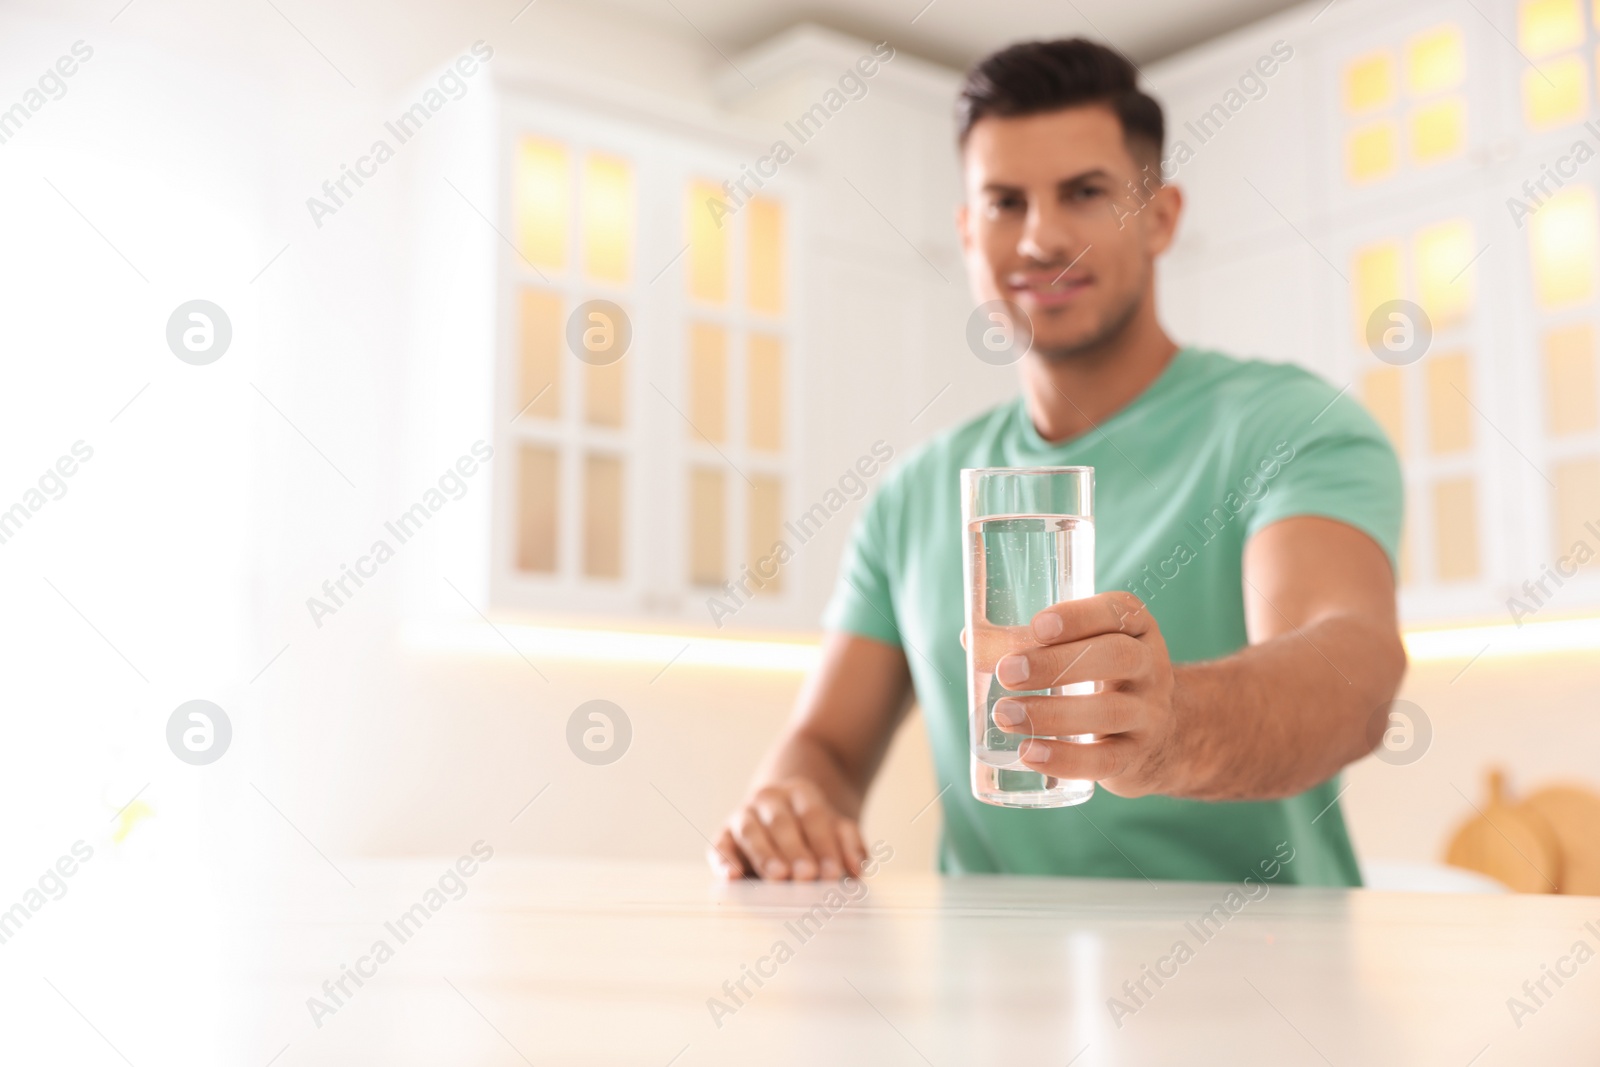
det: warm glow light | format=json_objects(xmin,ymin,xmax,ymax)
[
  {"xmin": 1518, "ymin": 0, "xmax": 1584, "ymax": 58},
  {"xmin": 1413, "ymin": 218, "xmax": 1474, "ymax": 325},
  {"xmin": 1530, "ymin": 185, "xmax": 1598, "ymax": 307},
  {"xmin": 1344, "ymin": 51, "xmax": 1394, "ymax": 113},
  {"xmin": 407, "ymin": 622, "xmax": 822, "ymax": 671},
  {"xmin": 408, "ymin": 616, "xmax": 1600, "ymax": 671},
  {"xmin": 1406, "ymin": 26, "xmax": 1466, "ymax": 95},
  {"xmin": 514, "ymin": 137, "xmax": 569, "ymax": 272},
  {"xmin": 687, "ymin": 179, "xmax": 728, "ymax": 303},
  {"xmin": 1347, "ymin": 122, "xmax": 1398, "ymax": 183},
  {"xmin": 1405, "ymin": 615, "xmax": 1600, "ymax": 659},
  {"xmin": 582, "ymin": 153, "xmax": 634, "ymax": 284},
  {"xmin": 1408, "ymin": 98, "xmax": 1466, "ymax": 164},
  {"xmin": 1522, "ymin": 55, "xmax": 1587, "ymax": 129}
]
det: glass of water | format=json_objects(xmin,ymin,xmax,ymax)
[{"xmin": 961, "ymin": 466, "xmax": 1096, "ymax": 808}]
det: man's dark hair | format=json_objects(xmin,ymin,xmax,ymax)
[{"xmin": 956, "ymin": 38, "xmax": 1164, "ymax": 166}]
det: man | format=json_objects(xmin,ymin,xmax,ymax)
[{"xmin": 710, "ymin": 38, "xmax": 1405, "ymax": 885}]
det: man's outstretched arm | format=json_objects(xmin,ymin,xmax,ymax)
[
  {"xmin": 985, "ymin": 515, "xmax": 1407, "ymax": 800},
  {"xmin": 710, "ymin": 631, "xmax": 914, "ymax": 880}
]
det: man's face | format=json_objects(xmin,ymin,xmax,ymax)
[{"xmin": 957, "ymin": 106, "xmax": 1180, "ymax": 361}]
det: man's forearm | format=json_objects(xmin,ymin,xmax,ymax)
[{"xmin": 1167, "ymin": 614, "xmax": 1406, "ymax": 801}]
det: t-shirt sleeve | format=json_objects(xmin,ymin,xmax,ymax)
[
  {"xmin": 819, "ymin": 475, "xmax": 904, "ymax": 646},
  {"xmin": 1241, "ymin": 371, "xmax": 1404, "ymax": 578}
]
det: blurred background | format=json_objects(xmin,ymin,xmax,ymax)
[{"xmin": 3, "ymin": 0, "xmax": 1599, "ymax": 943}]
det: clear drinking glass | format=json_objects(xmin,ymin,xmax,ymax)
[{"xmin": 961, "ymin": 467, "xmax": 1096, "ymax": 808}]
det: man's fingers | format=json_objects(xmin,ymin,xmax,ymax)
[
  {"xmin": 790, "ymin": 787, "xmax": 846, "ymax": 879},
  {"xmin": 732, "ymin": 809, "xmax": 789, "ymax": 880},
  {"xmin": 707, "ymin": 828, "xmax": 748, "ymax": 879},
  {"xmin": 1030, "ymin": 591, "xmax": 1152, "ymax": 645},
  {"xmin": 991, "ymin": 691, "xmax": 1142, "ymax": 738},
  {"xmin": 966, "ymin": 622, "xmax": 1039, "ymax": 671},
  {"xmin": 1016, "ymin": 734, "xmax": 1135, "ymax": 782},
  {"xmin": 754, "ymin": 793, "xmax": 819, "ymax": 880},
  {"xmin": 836, "ymin": 819, "xmax": 869, "ymax": 878},
  {"xmin": 996, "ymin": 633, "xmax": 1145, "ymax": 692}
]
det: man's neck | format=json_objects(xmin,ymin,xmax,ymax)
[{"xmin": 1021, "ymin": 304, "xmax": 1179, "ymax": 444}]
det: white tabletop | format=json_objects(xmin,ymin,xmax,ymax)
[{"xmin": 7, "ymin": 856, "xmax": 1597, "ymax": 1065}]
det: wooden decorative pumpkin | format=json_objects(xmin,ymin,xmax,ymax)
[
  {"xmin": 1443, "ymin": 770, "xmax": 1562, "ymax": 894},
  {"xmin": 1519, "ymin": 785, "xmax": 1600, "ymax": 896}
]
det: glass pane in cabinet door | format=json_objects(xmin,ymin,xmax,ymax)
[
  {"xmin": 688, "ymin": 322, "xmax": 728, "ymax": 444},
  {"xmin": 1518, "ymin": 0, "xmax": 1584, "ymax": 58},
  {"xmin": 1413, "ymin": 219, "xmax": 1473, "ymax": 326},
  {"xmin": 748, "ymin": 475, "xmax": 784, "ymax": 595},
  {"xmin": 1406, "ymin": 26, "xmax": 1465, "ymax": 95},
  {"xmin": 583, "ymin": 452, "xmax": 624, "ymax": 579},
  {"xmin": 1553, "ymin": 457, "xmax": 1600, "ymax": 567},
  {"xmin": 1346, "ymin": 123, "xmax": 1398, "ymax": 184},
  {"xmin": 687, "ymin": 180, "xmax": 729, "ymax": 304},
  {"xmin": 1522, "ymin": 55, "xmax": 1587, "ymax": 129},
  {"xmin": 582, "ymin": 153, "xmax": 634, "ymax": 284},
  {"xmin": 747, "ymin": 197, "xmax": 785, "ymax": 316},
  {"xmin": 517, "ymin": 444, "xmax": 560, "ymax": 573},
  {"xmin": 1433, "ymin": 477, "xmax": 1480, "ymax": 582},
  {"xmin": 1543, "ymin": 324, "xmax": 1599, "ymax": 435},
  {"xmin": 747, "ymin": 333, "xmax": 783, "ymax": 452},
  {"xmin": 1344, "ymin": 52, "xmax": 1394, "ymax": 114},
  {"xmin": 1425, "ymin": 352, "xmax": 1474, "ymax": 455},
  {"xmin": 1530, "ymin": 186, "xmax": 1597, "ymax": 308},
  {"xmin": 689, "ymin": 467, "xmax": 727, "ymax": 586},
  {"xmin": 518, "ymin": 289, "xmax": 563, "ymax": 420},
  {"xmin": 515, "ymin": 137, "xmax": 568, "ymax": 273}
]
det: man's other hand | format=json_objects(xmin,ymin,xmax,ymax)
[{"xmin": 709, "ymin": 777, "xmax": 869, "ymax": 881}]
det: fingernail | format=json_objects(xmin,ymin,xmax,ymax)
[
  {"xmin": 993, "ymin": 699, "xmax": 1026, "ymax": 727},
  {"xmin": 820, "ymin": 858, "xmax": 842, "ymax": 879},
  {"xmin": 793, "ymin": 858, "xmax": 816, "ymax": 880},
  {"xmin": 997, "ymin": 655, "xmax": 1029, "ymax": 687},
  {"xmin": 1021, "ymin": 740, "xmax": 1052, "ymax": 763},
  {"xmin": 764, "ymin": 859, "xmax": 787, "ymax": 879},
  {"xmin": 1033, "ymin": 612, "xmax": 1063, "ymax": 640}
]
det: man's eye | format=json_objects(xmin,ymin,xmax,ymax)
[
  {"xmin": 988, "ymin": 195, "xmax": 1024, "ymax": 214},
  {"xmin": 1069, "ymin": 185, "xmax": 1106, "ymax": 201}
]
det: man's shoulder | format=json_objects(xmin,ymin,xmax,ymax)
[{"xmin": 1182, "ymin": 348, "xmax": 1337, "ymax": 406}]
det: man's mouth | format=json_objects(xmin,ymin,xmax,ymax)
[{"xmin": 1005, "ymin": 270, "xmax": 1092, "ymax": 308}]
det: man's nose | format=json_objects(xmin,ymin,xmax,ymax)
[{"xmin": 1018, "ymin": 201, "xmax": 1076, "ymax": 264}]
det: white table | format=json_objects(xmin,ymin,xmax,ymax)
[{"xmin": 11, "ymin": 857, "xmax": 1598, "ymax": 1064}]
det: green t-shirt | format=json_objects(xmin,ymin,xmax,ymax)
[{"xmin": 822, "ymin": 348, "xmax": 1403, "ymax": 886}]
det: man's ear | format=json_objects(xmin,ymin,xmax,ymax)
[
  {"xmin": 955, "ymin": 201, "xmax": 972, "ymax": 255},
  {"xmin": 1143, "ymin": 182, "xmax": 1183, "ymax": 258}
]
